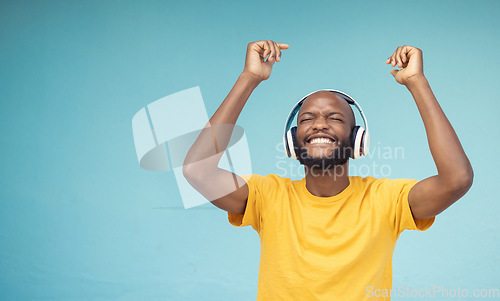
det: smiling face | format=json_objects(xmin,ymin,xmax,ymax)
[{"xmin": 295, "ymin": 91, "xmax": 356, "ymax": 169}]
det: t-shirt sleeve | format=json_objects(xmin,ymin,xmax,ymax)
[
  {"xmin": 227, "ymin": 174, "xmax": 264, "ymax": 233},
  {"xmin": 380, "ymin": 178, "xmax": 435, "ymax": 236}
]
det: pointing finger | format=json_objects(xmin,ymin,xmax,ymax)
[
  {"xmin": 277, "ymin": 43, "xmax": 290, "ymax": 50},
  {"xmin": 276, "ymin": 42, "xmax": 290, "ymax": 61}
]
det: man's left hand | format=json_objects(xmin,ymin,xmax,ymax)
[{"xmin": 386, "ymin": 45, "xmax": 424, "ymax": 85}]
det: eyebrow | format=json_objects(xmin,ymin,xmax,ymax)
[{"xmin": 298, "ymin": 111, "xmax": 345, "ymax": 118}]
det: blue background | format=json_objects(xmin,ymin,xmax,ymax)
[{"xmin": 1, "ymin": 0, "xmax": 499, "ymax": 300}]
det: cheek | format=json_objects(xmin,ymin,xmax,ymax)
[
  {"xmin": 295, "ymin": 127, "xmax": 307, "ymax": 143},
  {"xmin": 337, "ymin": 124, "xmax": 352, "ymax": 139}
]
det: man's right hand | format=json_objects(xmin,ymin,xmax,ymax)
[{"xmin": 242, "ymin": 40, "xmax": 289, "ymax": 82}]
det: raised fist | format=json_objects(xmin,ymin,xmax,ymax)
[{"xmin": 243, "ymin": 40, "xmax": 289, "ymax": 82}]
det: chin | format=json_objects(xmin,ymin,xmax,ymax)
[
  {"xmin": 307, "ymin": 148, "xmax": 335, "ymax": 159},
  {"xmin": 296, "ymin": 145, "xmax": 350, "ymax": 169}
]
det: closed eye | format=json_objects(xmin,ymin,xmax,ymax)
[{"xmin": 329, "ymin": 117, "xmax": 343, "ymax": 122}]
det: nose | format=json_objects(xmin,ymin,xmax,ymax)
[{"xmin": 312, "ymin": 116, "xmax": 328, "ymax": 131}]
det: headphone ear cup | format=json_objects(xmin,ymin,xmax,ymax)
[
  {"xmin": 287, "ymin": 126, "xmax": 298, "ymax": 160},
  {"xmin": 350, "ymin": 126, "xmax": 359, "ymax": 157},
  {"xmin": 351, "ymin": 126, "xmax": 365, "ymax": 159},
  {"xmin": 362, "ymin": 131, "xmax": 370, "ymax": 156}
]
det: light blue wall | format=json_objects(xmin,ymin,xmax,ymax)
[{"xmin": 1, "ymin": 0, "xmax": 499, "ymax": 300}]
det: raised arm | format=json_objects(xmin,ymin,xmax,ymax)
[
  {"xmin": 386, "ymin": 45, "xmax": 473, "ymax": 220},
  {"xmin": 183, "ymin": 40, "xmax": 289, "ymax": 214}
]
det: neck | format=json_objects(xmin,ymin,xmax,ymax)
[{"xmin": 304, "ymin": 162, "xmax": 350, "ymax": 197}]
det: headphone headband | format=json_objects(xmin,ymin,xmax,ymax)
[{"xmin": 283, "ymin": 89, "xmax": 370, "ymax": 159}]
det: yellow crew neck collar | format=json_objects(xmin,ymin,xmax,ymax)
[{"xmin": 300, "ymin": 176, "xmax": 355, "ymax": 203}]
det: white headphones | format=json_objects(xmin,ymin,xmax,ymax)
[{"xmin": 283, "ymin": 89, "xmax": 370, "ymax": 160}]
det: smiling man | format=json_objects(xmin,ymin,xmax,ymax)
[
  {"xmin": 297, "ymin": 92, "xmax": 355, "ymax": 162},
  {"xmin": 183, "ymin": 40, "xmax": 473, "ymax": 300}
]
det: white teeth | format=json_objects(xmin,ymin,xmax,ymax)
[{"xmin": 309, "ymin": 137, "xmax": 333, "ymax": 144}]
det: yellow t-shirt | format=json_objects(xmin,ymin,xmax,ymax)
[{"xmin": 228, "ymin": 174, "xmax": 435, "ymax": 301}]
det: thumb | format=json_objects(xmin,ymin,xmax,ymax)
[{"xmin": 390, "ymin": 69, "xmax": 399, "ymax": 77}]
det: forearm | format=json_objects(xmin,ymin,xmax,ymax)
[
  {"xmin": 210, "ymin": 72, "xmax": 261, "ymax": 126},
  {"xmin": 406, "ymin": 76, "xmax": 473, "ymax": 188},
  {"xmin": 183, "ymin": 72, "xmax": 261, "ymax": 176}
]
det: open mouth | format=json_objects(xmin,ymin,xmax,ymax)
[{"xmin": 306, "ymin": 136, "xmax": 335, "ymax": 145}]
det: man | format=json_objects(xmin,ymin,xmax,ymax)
[{"xmin": 182, "ymin": 40, "xmax": 473, "ymax": 300}]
